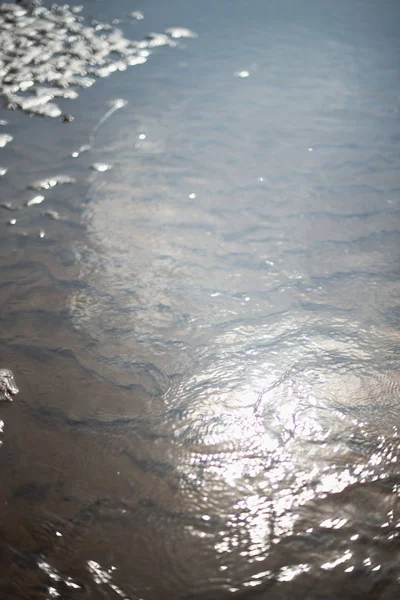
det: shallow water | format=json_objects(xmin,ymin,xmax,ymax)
[{"xmin": 0, "ymin": 0, "xmax": 400, "ymax": 598}]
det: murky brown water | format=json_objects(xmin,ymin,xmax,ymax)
[{"xmin": 0, "ymin": 0, "xmax": 400, "ymax": 598}]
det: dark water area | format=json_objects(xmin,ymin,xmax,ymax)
[{"xmin": 0, "ymin": 0, "xmax": 400, "ymax": 597}]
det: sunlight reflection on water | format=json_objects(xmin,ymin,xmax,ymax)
[{"xmin": 0, "ymin": 0, "xmax": 399, "ymax": 598}]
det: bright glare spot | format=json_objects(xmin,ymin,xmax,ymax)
[
  {"xmin": 189, "ymin": 193, "xmax": 196, "ymax": 199},
  {"xmin": 165, "ymin": 27, "xmax": 198, "ymax": 39},
  {"xmin": 87, "ymin": 560, "xmax": 111, "ymax": 584},
  {"xmin": 91, "ymin": 163, "xmax": 112, "ymax": 172},
  {"xmin": 130, "ymin": 11, "xmax": 144, "ymax": 20},
  {"xmin": 139, "ymin": 133, "xmax": 146, "ymax": 140},
  {"xmin": 38, "ymin": 561, "xmax": 61, "ymax": 582},
  {"xmin": 0, "ymin": 134, "xmax": 12, "ymax": 147},
  {"xmin": 316, "ymin": 470, "xmax": 358, "ymax": 494},
  {"xmin": 308, "ymin": 147, "xmax": 314, "ymax": 152},
  {"xmin": 235, "ymin": 70, "xmax": 250, "ymax": 78},
  {"xmin": 110, "ymin": 98, "xmax": 128, "ymax": 109},
  {"xmin": 319, "ymin": 518, "xmax": 348, "ymax": 529},
  {"xmin": 277, "ymin": 564, "xmax": 311, "ymax": 582},
  {"xmin": 321, "ymin": 550, "xmax": 352, "ymax": 570},
  {"xmin": 26, "ymin": 195, "xmax": 45, "ymax": 206}
]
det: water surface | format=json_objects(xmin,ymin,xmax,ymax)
[{"xmin": 0, "ymin": 0, "xmax": 399, "ymax": 598}]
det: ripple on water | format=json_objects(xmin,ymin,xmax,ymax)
[{"xmin": 0, "ymin": 1, "xmax": 399, "ymax": 598}]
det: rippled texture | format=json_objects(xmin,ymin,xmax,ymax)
[{"xmin": 0, "ymin": 0, "xmax": 399, "ymax": 598}]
